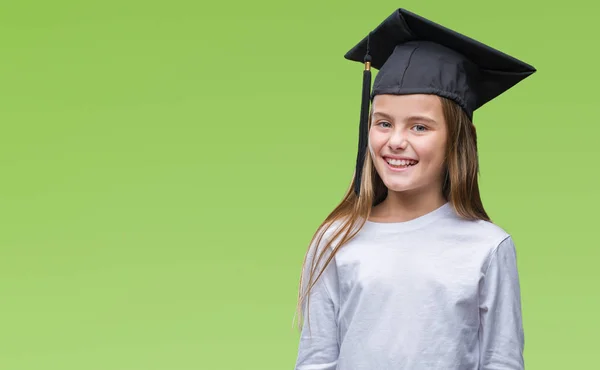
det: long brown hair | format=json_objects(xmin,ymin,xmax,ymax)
[{"xmin": 293, "ymin": 96, "xmax": 490, "ymax": 332}]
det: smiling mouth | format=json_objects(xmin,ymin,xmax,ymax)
[{"xmin": 384, "ymin": 157, "xmax": 418, "ymax": 169}]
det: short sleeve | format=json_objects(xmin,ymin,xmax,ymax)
[
  {"xmin": 294, "ymin": 228, "xmax": 340, "ymax": 370},
  {"xmin": 479, "ymin": 235, "xmax": 525, "ymax": 369}
]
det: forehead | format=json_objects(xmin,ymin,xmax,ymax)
[{"xmin": 371, "ymin": 94, "xmax": 443, "ymax": 117}]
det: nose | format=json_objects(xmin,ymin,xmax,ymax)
[{"xmin": 388, "ymin": 129, "xmax": 408, "ymax": 150}]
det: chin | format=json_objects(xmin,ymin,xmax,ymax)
[
  {"xmin": 385, "ymin": 184, "xmax": 417, "ymax": 193},
  {"xmin": 380, "ymin": 179, "xmax": 417, "ymax": 193}
]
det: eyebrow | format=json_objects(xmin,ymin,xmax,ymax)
[{"xmin": 372, "ymin": 111, "xmax": 438, "ymax": 124}]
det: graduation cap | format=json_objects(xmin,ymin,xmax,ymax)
[{"xmin": 345, "ymin": 8, "xmax": 536, "ymax": 197}]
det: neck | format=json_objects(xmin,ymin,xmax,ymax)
[{"xmin": 371, "ymin": 187, "xmax": 447, "ymax": 222}]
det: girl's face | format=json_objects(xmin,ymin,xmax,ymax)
[{"xmin": 369, "ymin": 94, "xmax": 448, "ymax": 196}]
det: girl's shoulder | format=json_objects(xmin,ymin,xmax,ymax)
[
  {"xmin": 447, "ymin": 214, "xmax": 512, "ymax": 250},
  {"xmin": 313, "ymin": 218, "xmax": 348, "ymax": 248}
]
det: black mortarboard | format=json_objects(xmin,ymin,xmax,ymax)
[{"xmin": 345, "ymin": 8, "xmax": 536, "ymax": 197}]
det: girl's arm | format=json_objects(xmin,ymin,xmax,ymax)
[
  {"xmin": 478, "ymin": 235, "xmax": 525, "ymax": 369},
  {"xmin": 294, "ymin": 238, "xmax": 340, "ymax": 370}
]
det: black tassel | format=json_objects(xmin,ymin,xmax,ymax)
[{"xmin": 353, "ymin": 35, "xmax": 372, "ymax": 197}]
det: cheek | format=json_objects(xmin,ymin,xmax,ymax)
[
  {"xmin": 415, "ymin": 141, "xmax": 446, "ymax": 166},
  {"xmin": 368, "ymin": 131, "xmax": 384, "ymax": 156}
]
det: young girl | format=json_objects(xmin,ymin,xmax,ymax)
[{"xmin": 293, "ymin": 9, "xmax": 535, "ymax": 370}]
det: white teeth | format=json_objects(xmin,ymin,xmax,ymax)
[{"xmin": 386, "ymin": 158, "xmax": 417, "ymax": 166}]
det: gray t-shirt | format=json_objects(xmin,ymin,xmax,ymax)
[{"xmin": 295, "ymin": 202, "xmax": 524, "ymax": 369}]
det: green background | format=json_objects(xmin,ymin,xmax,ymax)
[{"xmin": 0, "ymin": 0, "xmax": 597, "ymax": 369}]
